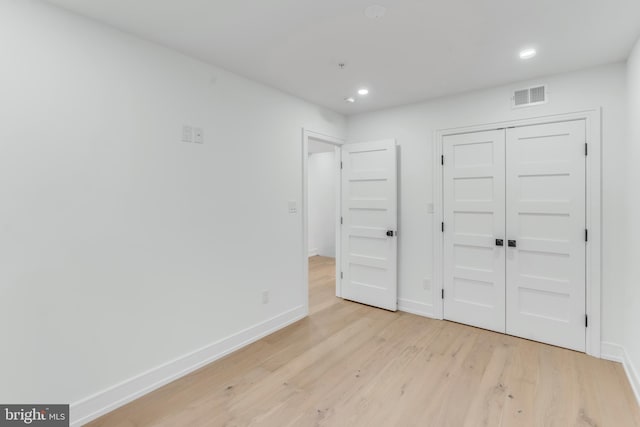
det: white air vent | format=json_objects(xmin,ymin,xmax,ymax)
[{"xmin": 512, "ymin": 84, "xmax": 548, "ymax": 108}]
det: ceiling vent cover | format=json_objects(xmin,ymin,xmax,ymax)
[{"xmin": 512, "ymin": 85, "xmax": 547, "ymax": 108}]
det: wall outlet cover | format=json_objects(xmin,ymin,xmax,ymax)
[{"xmin": 194, "ymin": 128, "xmax": 204, "ymax": 144}]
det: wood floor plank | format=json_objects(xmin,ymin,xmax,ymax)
[{"xmin": 87, "ymin": 256, "xmax": 640, "ymax": 426}]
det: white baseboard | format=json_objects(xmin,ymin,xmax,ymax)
[
  {"xmin": 601, "ymin": 342, "xmax": 625, "ymax": 363},
  {"xmin": 70, "ymin": 305, "xmax": 307, "ymax": 427},
  {"xmin": 398, "ymin": 298, "xmax": 435, "ymax": 318},
  {"xmin": 308, "ymin": 249, "xmax": 319, "ymax": 257},
  {"xmin": 601, "ymin": 341, "xmax": 640, "ymax": 408}
]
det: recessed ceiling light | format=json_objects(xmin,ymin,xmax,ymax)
[
  {"xmin": 358, "ymin": 88, "xmax": 369, "ymax": 96},
  {"xmin": 365, "ymin": 5, "xmax": 387, "ymax": 19},
  {"xmin": 519, "ymin": 48, "xmax": 537, "ymax": 60},
  {"xmin": 344, "ymin": 97, "xmax": 356, "ymax": 103}
]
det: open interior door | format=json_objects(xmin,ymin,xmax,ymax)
[{"xmin": 340, "ymin": 140, "xmax": 398, "ymax": 311}]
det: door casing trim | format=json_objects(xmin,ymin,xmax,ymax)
[
  {"xmin": 433, "ymin": 109, "xmax": 602, "ymax": 357},
  {"xmin": 302, "ymin": 129, "xmax": 345, "ymax": 316}
]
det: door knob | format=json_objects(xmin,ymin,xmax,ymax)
[
  {"xmin": 508, "ymin": 240, "xmax": 517, "ymax": 247},
  {"xmin": 386, "ymin": 230, "xmax": 395, "ymax": 237},
  {"xmin": 495, "ymin": 239, "xmax": 504, "ymax": 247}
]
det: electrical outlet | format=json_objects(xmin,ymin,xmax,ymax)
[
  {"xmin": 262, "ymin": 290, "xmax": 269, "ymax": 304},
  {"xmin": 194, "ymin": 127, "xmax": 204, "ymax": 144},
  {"xmin": 288, "ymin": 200, "xmax": 297, "ymax": 214}
]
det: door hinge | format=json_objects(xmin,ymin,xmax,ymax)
[
  {"xmin": 585, "ymin": 229, "xmax": 588, "ymax": 242},
  {"xmin": 585, "ymin": 143, "xmax": 588, "ymax": 156},
  {"xmin": 585, "ymin": 314, "xmax": 588, "ymax": 328},
  {"xmin": 441, "ymin": 289, "xmax": 445, "ymax": 299},
  {"xmin": 341, "ymin": 272, "xmax": 343, "ymax": 279},
  {"xmin": 441, "ymin": 155, "xmax": 444, "ymax": 166},
  {"xmin": 340, "ymin": 217, "xmax": 343, "ymax": 225},
  {"xmin": 340, "ymin": 161, "xmax": 343, "ymax": 169},
  {"xmin": 441, "ymin": 222, "xmax": 444, "ymax": 232}
]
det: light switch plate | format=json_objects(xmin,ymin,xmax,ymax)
[{"xmin": 182, "ymin": 125, "xmax": 193, "ymax": 143}]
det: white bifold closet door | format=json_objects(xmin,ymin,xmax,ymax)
[
  {"xmin": 341, "ymin": 140, "xmax": 398, "ymax": 311},
  {"xmin": 442, "ymin": 120, "xmax": 587, "ymax": 352},
  {"xmin": 505, "ymin": 121, "xmax": 586, "ymax": 352},
  {"xmin": 443, "ymin": 130, "xmax": 506, "ymax": 333}
]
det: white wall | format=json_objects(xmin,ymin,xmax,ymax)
[
  {"xmin": 0, "ymin": 0, "xmax": 345, "ymax": 414},
  {"xmin": 1, "ymin": 0, "xmax": 636, "ymax": 417},
  {"xmin": 622, "ymin": 37, "xmax": 640, "ymax": 398},
  {"xmin": 347, "ymin": 63, "xmax": 627, "ymax": 346},
  {"xmin": 308, "ymin": 152, "xmax": 337, "ymax": 257}
]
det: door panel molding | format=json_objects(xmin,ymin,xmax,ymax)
[
  {"xmin": 341, "ymin": 139, "xmax": 398, "ymax": 311},
  {"xmin": 442, "ymin": 130, "xmax": 506, "ymax": 333},
  {"xmin": 505, "ymin": 121, "xmax": 586, "ymax": 352},
  {"xmin": 433, "ymin": 109, "xmax": 602, "ymax": 357}
]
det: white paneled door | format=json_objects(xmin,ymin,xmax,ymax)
[
  {"xmin": 505, "ymin": 121, "xmax": 586, "ymax": 352},
  {"xmin": 443, "ymin": 130, "xmax": 506, "ymax": 333},
  {"xmin": 442, "ymin": 120, "xmax": 587, "ymax": 351},
  {"xmin": 341, "ymin": 140, "xmax": 397, "ymax": 311}
]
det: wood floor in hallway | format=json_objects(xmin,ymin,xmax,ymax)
[{"xmin": 87, "ymin": 256, "xmax": 640, "ymax": 426}]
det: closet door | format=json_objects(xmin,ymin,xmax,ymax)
[
  {"xmin": 442, "ymin": 130, "xmax": 506, "ymax": 333},
  {"xmin": 505, "ymin": 121, "xmax": 586, "ymax": 351}
]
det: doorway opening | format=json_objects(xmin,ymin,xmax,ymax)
[{"xmin": 302, "ymin": 130, "xmax": 344, "ymax": 316}]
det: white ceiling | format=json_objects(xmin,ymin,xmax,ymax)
[{"xmin": 45, "ymin": 0, "xmax": 640, "ymax": 115}]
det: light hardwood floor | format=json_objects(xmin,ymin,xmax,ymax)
[{"xmin": 88, "ymin": 256, "xmax": 640, "ymax": 426}]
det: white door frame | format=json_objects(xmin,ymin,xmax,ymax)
[
  {"xmin": 432, "ymin": 109, "xmax": 602, "ymax": 358},
  {"xmin": 302, "ymin": 129, "xmax": 345, "ymax": 316}
]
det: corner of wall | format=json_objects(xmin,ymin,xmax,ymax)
[
  {"xmin": 601, "ymin": 342, "xmax": 640, "ymax": 408},
  {"xmin": 618, "ymin": 34, "xmax": 640, "ymax": 411}
]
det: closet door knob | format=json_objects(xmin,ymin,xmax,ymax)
[
  {"xmin": 508, "ymin": 240, "xmax": 517, "ymax": 248},
  {"xmin": 495, "ymin": 239, "xmax": 504, "ymax": 247}
]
